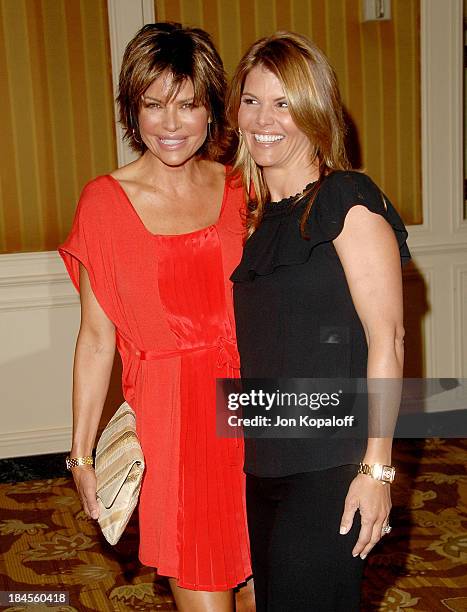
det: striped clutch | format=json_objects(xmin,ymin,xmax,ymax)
[{"xmin": 95, "ymin": 401, "xmax": 145, "ymax": 545}]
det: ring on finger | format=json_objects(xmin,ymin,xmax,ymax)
[{"xmin": 381, "ymin": 523, "xmax": 392, "ymax": 535}]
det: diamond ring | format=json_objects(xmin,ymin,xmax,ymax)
[{"xmin": 381, "ymin": 524, "xmax": 392, "ymax": 535}]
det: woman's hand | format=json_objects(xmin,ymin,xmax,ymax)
[
  {"xmin": 71, "ymin": 466, "xmax": 100, "ymax": 520},
  {"xmin": 339, "ymin": 473, "xmax": 391, "ymax": 559}
]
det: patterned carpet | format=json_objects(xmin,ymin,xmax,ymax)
[{"xmin": 0, "ymin": 438, "xmax": 466, "ymax": 611}]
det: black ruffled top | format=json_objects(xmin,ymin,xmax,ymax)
[
  {"xmin": 232, "ymin": 171, "xmax": 410, "ymax": 283},
  {"xmin": 231, "ymin": 171, "xmax": 411, "ymax": 477}
]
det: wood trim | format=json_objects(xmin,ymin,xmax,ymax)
[
  {"xmin": 453, "ymin": 264, "xmax": 467, "ymax": 377},
  {"xmin": 0, "ymin": 252, "xmax": 78, "ymax": 312},
  {"xmin": 411, "ymin": 0, "xmax": 464, "ymax": 245},
  {"xmin": 106, "ymin": 0, "xmax": 155, "ymax": 167},
  {"xmin": 0, "ymin": 427, "xmax": 72, "ymax": 460}
]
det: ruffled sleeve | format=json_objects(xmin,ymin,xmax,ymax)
[
  {"xmin": 58, "ymin": 177, "xmax": 116, "ymax": 324},
  {"xmin": 231, "ymin": 171, "xmax": 410, "ymax": 282},
  {"xmin": 316, "ymin": 171, "xmax": 410, "ymax": 259}
]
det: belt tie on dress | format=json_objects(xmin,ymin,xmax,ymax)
[
  {"xmin": 117, "ymin": 332, "xmax": 239, "ymax": 367},
  {"xmin": 215, "ymin": 336, "xmax": 240, "ymax": 369},
  {"xmin": 116, "ymin": 332, "xmax": 240, "ymax": 401},
  {"xmin": 116, "ymin": 331, "xmax": 240, "ymax": 399}
]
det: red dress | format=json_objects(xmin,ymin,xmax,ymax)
[{"xmin": 59, "ymin": 171, "xmax": 251, "ymax": 590}]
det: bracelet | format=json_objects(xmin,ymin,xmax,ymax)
[
  {"xmin": 358, "ymin": 462, "xmax": 395, "ymax": 484},
  {"xmin": 65, "ymin": 455, "xmax": 94, "ymax": 470}
]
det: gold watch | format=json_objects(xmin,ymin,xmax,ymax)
[
  {"xmin": 65, "ymin": 456, "xmax": 94, "ymax": 470},
  {"xmin": 358, "ymin": 462, "xmax": 395, "ymax": 484}
]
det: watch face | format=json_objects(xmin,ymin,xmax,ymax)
[{"xmin": 382, "ymin": 466, "xmax": 395, "ymax": 481}]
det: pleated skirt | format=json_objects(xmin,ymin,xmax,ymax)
[{"xmin": 135, "ymin": 350, "xmax": 251, "ymax": 591}]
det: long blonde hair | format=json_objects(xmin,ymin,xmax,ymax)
[{"xmin": 226, "ymin": 31, "xmax": 350, "ymax": 236}]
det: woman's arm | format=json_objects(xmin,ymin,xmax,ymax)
[
  {"xmin": 333, "ymin": 204, "xmax": 405, "ymax": 559},
  {"xmin": 70, "ymin": 263, "xmax": 116, "ymax": 519}
]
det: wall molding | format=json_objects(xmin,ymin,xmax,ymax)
[
  {"xmin": 449, "ymin": 0, "xmax": 466, "ymax": 236},
  {"xmin": 0, "ymin": 251, "xmax": 79, "ymax": 459},
  {"xmin": 453, "ymin": 264, "xmax": 467, "ymax": 377},
  {"xmin": 107, "ymin": 0, "xmax": 155, "ymax": 168},
  {"xmin": 410, "ymin": 241, "xmax": 467, "ymax": 256},
  {"xmin": 411, "ymin": 0, "xmax": 464, "ymax": 247},
  {"xmin": 0, "ymin": 251, "xmax": 67, "ymax": 273},
  {"xmin": 0, "ymin": 296, "xmax": 78, "ymax": 314},
  {"xmin": 0, "ymin": 251, "xmax": 78, "ymax": 312},
  {"xmin": 0, "ymin": 427, "xmax": 71, "ymax": 460}
]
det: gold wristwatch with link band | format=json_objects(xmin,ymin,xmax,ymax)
[
  {"xmin": 358, "ymin": 462, "xmax": 395, "ymax": 484},
  {"xmin": 65, "ymin": 456, "xmax": 94, "ymax": 470}
]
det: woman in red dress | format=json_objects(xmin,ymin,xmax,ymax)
[{"xmin": 59, "ymin": 23, "xmax": 252, "ymax": 611}]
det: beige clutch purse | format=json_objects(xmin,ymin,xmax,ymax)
[{"xmin": 95, "ymin": 401, "xmax": 145, "ymax": 545}]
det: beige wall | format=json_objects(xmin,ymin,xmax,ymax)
[
  {"xmin": 0, "ymin": 0, "xmax": 117, "ymax": 254},
  {"xmin": 156, "ymin": 0, "xmax": 422, "ymax": 226}
]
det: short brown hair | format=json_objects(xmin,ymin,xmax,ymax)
[
  {"xmin": 226, "ymin": 31, "xmax": 350, "ymax": 235},
  {"xmin": 117, "ymin": 22, "xmax": 228, "ymax": 159}
]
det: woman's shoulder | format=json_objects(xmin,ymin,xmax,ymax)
[
  {"xmin": 71, "ymin": 175, "xmax": 119, "ymax": 228},
  {"xmin": 313, "ymin": 170, "xmax": 388, "ymax": 223},
  {"xmin": 79, "ymin": 174, "xmax": 115, "ymax": 199},
  {"xmin": 314, "ymin": 170, "xmax": 410, "ymax": 263},
  {"xmin": 323, "ymin": 169, "xmax": 375, "ymax": 184},
  {"xmin": 320, "ymin": 170, "xmax": 382, "ymax": 202}
]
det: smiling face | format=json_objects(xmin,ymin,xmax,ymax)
[
  {"xmin": 137, "ymin": 73, "xmax": 210, "ymax": 167},
  {"xmin": 238, "ymin": 65, "xmax": 313, "ymax": 172}
]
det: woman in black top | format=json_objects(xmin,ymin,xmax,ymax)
[{"xmin": 227, "ymin": 32, "xmax": 410, "ymax": 611}]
